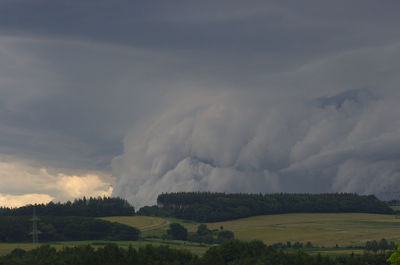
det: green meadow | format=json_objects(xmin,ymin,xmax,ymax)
[
  {"xmin": 2, "ymin": 213, "xmax": 400, "ymax": 256},
  {"xmin": 194, "ymin": 213, "xmax": 400, "ymax": 247},
  {"xmin": 0, "ymin": 243, "xmax": 39, "ymax": 256},
  {"xmin": 0, "ymin": 240, "xmax": 210, "ymax": 256},
  {"xmin": 130, "ymin": 213, "xmax": 400, "ymax": 247},
  {"xmin": 100, "ymin": 216, "xmax": 168, "ymax": 231}
]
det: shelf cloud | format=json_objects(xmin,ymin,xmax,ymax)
[{"xmin": 112, "ymin": 44, "xmax": 400, "ymax": 207}]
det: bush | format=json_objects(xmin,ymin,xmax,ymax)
[
  {"xmin": 186, "ymin": 224, "xmax": 235, "ymax": 244},
  {"xmin": 166, "ymin": 223, "xmax": 188, "ymax": 241},
  {"xmin": 217, "ymin": 231, "xmax": 234, "ymax": 243}
]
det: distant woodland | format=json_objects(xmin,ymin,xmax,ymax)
[
  {"xmin": 0, "ymin": 193, "xmax": 394, "ymax": 243},
  {"xmin": 153, "ymin": 192, "xmax": 393, "ymax": 222},
  {"xmin": 0, "ymin": 194, "xmax": 392, "ymax": 222},
  {"xmin": 0, "ymin": 197, "xmax": 138, "ymax": 242},
  {"xmin": 0, "ymin": 197, "xmax": 135, "ymax": 217}
]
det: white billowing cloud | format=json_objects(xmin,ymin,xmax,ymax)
[
  {"xmin": 57, "ymin": 174, "xmax": 113, "ymax": 199},
  {"xmin": 112, "ymin": 42, "xmax": 400, "ymax": 207},
  {"xmin": 0, "ymin": 155, "xmax": 113, "ymax": 206}
]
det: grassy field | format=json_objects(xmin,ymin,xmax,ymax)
[
  {"xmin": 304, "ymin": 248, "xmax": 365, "ymax": 256},
  {"xmin": 133, "ymin": 213, "xmax": 400, "ymax": 247},
  {"xmin": 0, "ymin": 241, "xmax": 365, "ymax": 257},
  {"xmin": 2, "ymin": 213, "xmax": 400, "ymax": 256},
  {"xmin": 140, "ymin": 217, "xmax": 196, "ymax": 238},
  {"xmin": 100, "ymin": 213, "xmax": 400, "ymax": 255},
  {"xmin": 100, "ymin": 216, "xmax": 168, "ymax": 231},
  {"xmin": 0, "ymin": 240, "xmax": 210, "ymax": 256},
  {"xmin": 0, "ymin": 243, "xmax": 39, "ymax": 256},
  {"xmin": 196, "ymin": 213, "xmax": 400, "ymax": 247},
  {"xmin": 54, "ymin": 239, "xmax": 210, "ymax": 255}
]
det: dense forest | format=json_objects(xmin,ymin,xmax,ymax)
[
  {"xmin": 0, "ymin": 216, "xmax": 140, "ymax": 242},
  {"xmin": 0, "ymin": 240, "xmax": 393, "ymax": 265},
  {"xmin": 155, "ymin": 192, "xmax": 393, "ymax": 222},
  {"xmin": 0, "ymin": 197, "xmax": 135, "ymax": 217}
]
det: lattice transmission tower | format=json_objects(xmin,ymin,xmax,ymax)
[{"xmin": 30, "ymin": 206, "xmax": 40, "ymax": 244}]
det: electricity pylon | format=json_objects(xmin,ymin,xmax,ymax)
[{"xmin": 30, "ymin": 206, "xmax": 40, "ymax": 244}]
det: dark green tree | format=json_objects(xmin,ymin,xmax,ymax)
[
  {"xmin": 166, "ymin": 223, "xmax": 188, "ymax": 240},
  {"xmin": 371, "ymin": 240, "xmax": 379, "ymax": 253},
  {"xmin": 379, "ymin": 238, "xmax": 389, "ymax": 252},
  {"xmin": 388, "ymin": 243, "xmax": 400, "ymax": 265},
  {"xmin": 197, "ymin": 224, "xmax": 211, "ymax": 236},
  {"xmin": 217, "ymin": 230, "xmax": 234, "ymax": 243}
]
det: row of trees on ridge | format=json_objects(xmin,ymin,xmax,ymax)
[
  {"xmin": 154, "ymin": 192, "xmax": 393, "ymax": 222},
  {"xmin": 0, "ymin": 196, "xmax": 135, "ymax": 217}
]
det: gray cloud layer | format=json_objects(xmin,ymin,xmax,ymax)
[
  {"xmin": 0, "ymin": 1, "xmax": 400, "ymax": 206},
  {"xmin": 113, "ymin": 43, "xmax": 400, "ymax": 207}
]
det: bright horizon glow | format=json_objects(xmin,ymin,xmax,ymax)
[
  {"xmin": 0, "ymin": 156, "xmax": 114, "ymax": 207},
  {"xmin": 0, "ymin": 193, "xmax": 53, "ymax": 208}
]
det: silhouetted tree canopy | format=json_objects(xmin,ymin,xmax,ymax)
[
  {"xmin": 186, "ymin": 224, "xmax": 234, "ymax": 244},
  {"xmin": 0, "ymin": 216, "xmax": 140, "ymax": 242},
  {"xmin": 0, "ymin": 196, "xmax": 135, "ymax": 217},
  {"xmin": 166, "ymin": 223, "xmax": 188, "ymax": 241},
  {"xmin": 155, "ymin": 192, "xmax": 393, "ymax": 222}
]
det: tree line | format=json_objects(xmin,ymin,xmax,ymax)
[
  {"xmin": 0, "ymin": 197, "xmax": 135, "ymax": 217},
  {"xmin": 163, "ymin": 223, "xmax": 234, "ymax": 244},
  {"xmin": 365, "ymin": 239, "xmax": 396, "ymax": 253},
  {"xmin": 153, "ymin": 192, "xmax": 393, "ymax": 222},
  {"xmin": 0, "ymin": 216, "xmax": 140, "ymax": 242},
  {"xmin": 0, "ymin": 240, "xmax": 394, "ymax": 265},
  {"xmin": 272, "ymin": 241, "xmax": 315, "ymax": 250}
]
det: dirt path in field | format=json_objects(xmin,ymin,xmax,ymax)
[{"xmin": 141, "ymin": 218, "xmax": 170, "ymax": 231}]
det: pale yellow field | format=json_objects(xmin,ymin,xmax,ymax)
[
  {"xmin": 100, "ymin": 216, "xmax": 167, "ymax": 231},
  {"xmin": 195, "ymin": 213, "xmax": 400, "ymax": 247},
  {"xmin": 0, "ymin": 241, "xmax": 209, "ymax": 256},
  {"xmin": 0, "ymin": 243, "xmax": 38, "ymax": 256},
  {"xmin": 112, "ymin": 213, "xmax": 400, "ymax": 247},
  {"xmin": 309, "ymin": 249, "xmax": 365, "ymax": 256}
]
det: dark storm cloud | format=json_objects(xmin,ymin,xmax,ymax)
[
  {"xmin": 0, "ymin": 36, "xmax": 177, "ymax": 170},
  {"xmin": 1, "ymin": 1, "xmax": 400, "ymax": 54},
  {"xmin": 0, "ymin": 1, "xmax": 400, "ymax": 205},
  {"xmin": 112, "ymin": 43, "xmax": 400, "ymax": 206}
]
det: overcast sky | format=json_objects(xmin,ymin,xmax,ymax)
[{"xmin": 1, "ymin": 1, "xmax": 400, "ymax": 207}]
